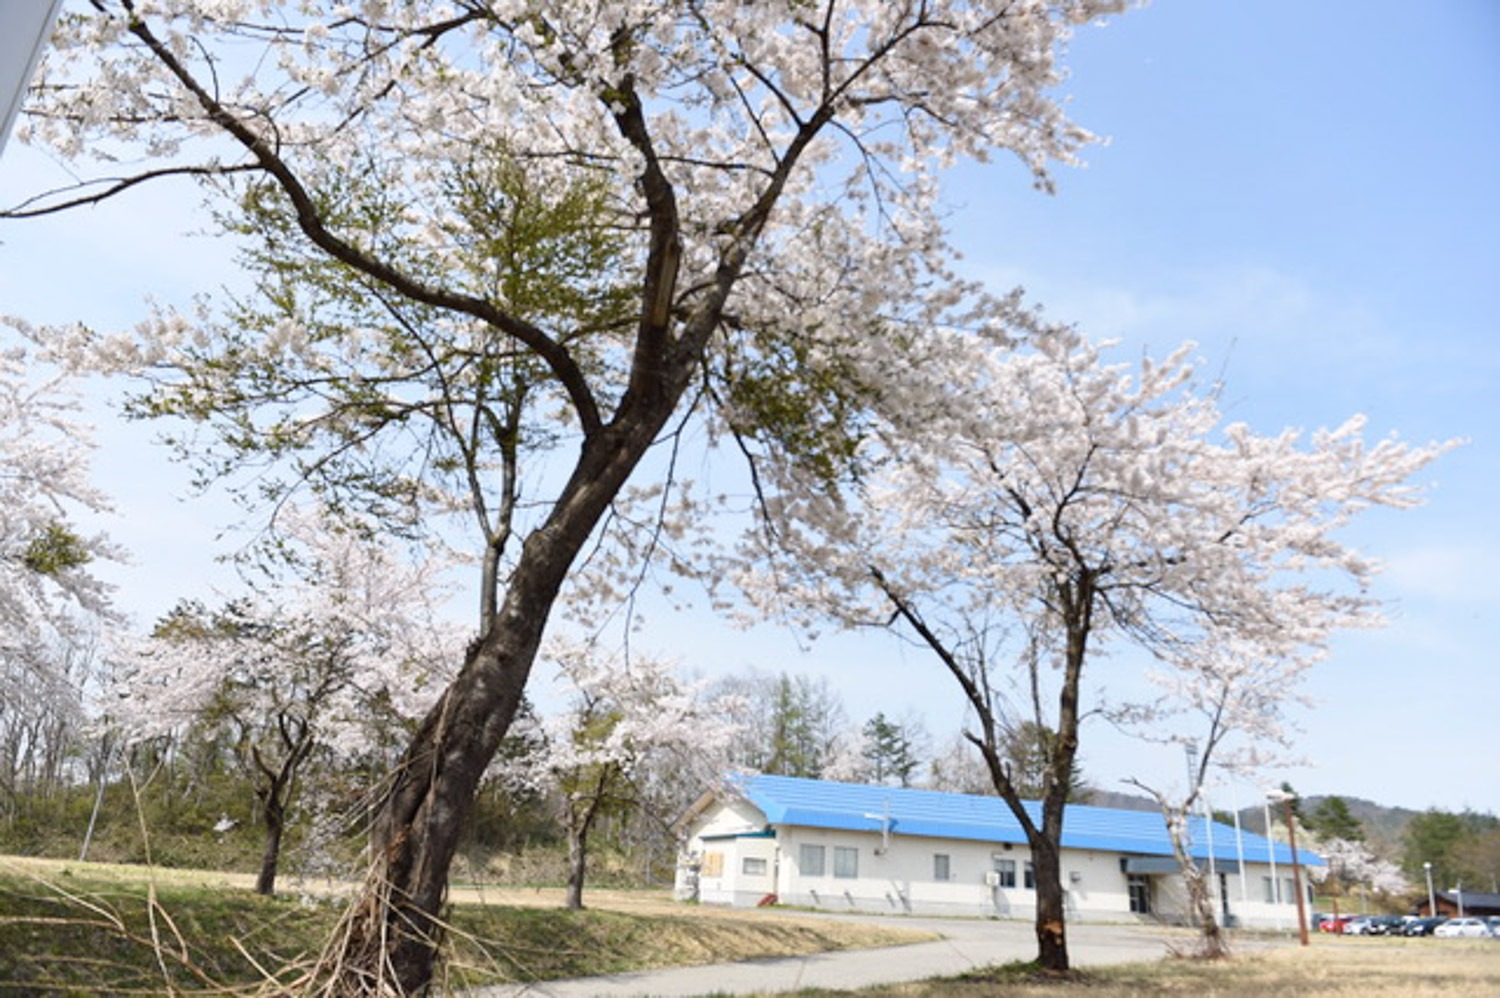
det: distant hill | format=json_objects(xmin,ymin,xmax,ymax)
[
  {"xmin": 1234, "ymin": 794, "xmax": 1427, "ymax": 861},
  {"xmin": 1085, "ymin": 788, "xmax": 1161, "ymax": 813}
]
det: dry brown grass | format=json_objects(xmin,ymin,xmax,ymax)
[
  {"xmin": 0, "ymin": 853, "xmax": 927, "ymax": 951},
  {"xmin": 820, "ymin": 935, "xmax": 1500, "ymax": 997}
]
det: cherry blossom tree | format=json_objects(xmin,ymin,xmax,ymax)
[
  {"xmin": 738, "ymin": 327, "xmax": 1455, "ymax": 970},
  {"xmin": 500, "ymin": 644, "xmax": 740, "ymax": 910},
  {"xmin": 0, "ymin": 338, "xmax": 117, "ymax": 684},
  {"xmin": 1317, "ymin": 834, "xmax": 1408, "ymax": 909},
  {"xmin": 111, "ymin": 506, "xmax": 461, "ymax": 896},
  {"xmin": 6, "ymin": 1, "xmax": 1129, "ymax": 987},
  {"xmin": 0, "ymin": 337, "xmax": 119, "ymax": 818},
  {"xmin": 1120, "ymin": 643, "xmax": 1313, "ymax": 958}
]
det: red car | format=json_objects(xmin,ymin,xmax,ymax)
[{"xmin": 1318, "ymin": 914, "xmax": 1359, "ymax": 934}]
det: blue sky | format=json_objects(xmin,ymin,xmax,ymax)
[{"xmin": 1, "ymin": 1, "xmax": 1496, "ymax": 817}]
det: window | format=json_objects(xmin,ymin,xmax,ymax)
[
  {"xmin": 799, "ymin": 844, "xmax": 826, "ymax": 877},
  {"xmin": 742, "ymin": 857, "xmax": 767, "ymax": 876},
  {"xmin": 993, "ymin": 858, "xmax": 1016, "ymax": 888},
  {"xmin": 834, "ymin": 846, "xmax": 859, "ymax": 879},
  {"xmin": 1283, "ymin": 878, "xmax": 1295, "ymax": 906},
  {"xmin": 1024, "ymin": 861, "xmax": 1036, "ymax": 890},
  {"xmin": 1262, "ymin": 876, "xmax": 1279, "ymax": 903},
  {"xmin": 702, "ymin": 852, "xmax": 724, "ymax": 877},
  {"xmin": 933, "ymin": 854, "xmax": 952, "ymax": 882}
]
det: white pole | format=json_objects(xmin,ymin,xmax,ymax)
[
  {"xmin": 1231, "ymin": 781, "xmax": 1249, "ymax": 906},
  {"xmin": 1264, "ymin": 800, "xmax": 1283, "ymax": 931},
  {"xmin": 1202, "ymin": 789, "xmax": 1219, "ymax": 922}
]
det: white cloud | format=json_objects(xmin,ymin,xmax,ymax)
[{"xmin": 1382, "ymin": 541, "xmax": 1500, "ymax": 607}]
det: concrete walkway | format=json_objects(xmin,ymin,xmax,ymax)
[{"xmin": 471, "ymin": 913, "xmax": 1210, "ymax": 997}]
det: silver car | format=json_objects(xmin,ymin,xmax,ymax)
[{"xmin": 1433, "ymin": 917, "xmax": 1494, "ymax": 938}]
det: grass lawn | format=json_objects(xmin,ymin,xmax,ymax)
[{"xmin": 0, "ymin": 855, "xmax": 924, "ymax": 994}]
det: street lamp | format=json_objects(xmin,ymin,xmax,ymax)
[
  {"xmin": 1424, "ymin": 862, "xmax": 1436, "ymax": 918},
  {"xmin": 1267, "ymin": 789, "xmax": 1309, "ymax": 946}
]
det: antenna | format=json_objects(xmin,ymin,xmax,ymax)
[{"xmin": 863, "ymin": 797, "xmax": 893, "ymax": 855}]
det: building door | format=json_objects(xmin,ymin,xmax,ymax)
[{"xmin": 1128, "ymin": 874, "xmax": 1152, "ymax": 915}]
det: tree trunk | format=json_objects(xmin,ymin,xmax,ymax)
[
  {"xmin": 566, "ymin": 824, "xmax": 589, "ymax": 911},
  {"xmin": 1030, "ymin": 836, "xmax": 1069, "ymax": 972},
  {"xmin": 256, "ymin": 794, "xmax": 284, "ymax": 897},
  {"xmin": 1183, "ymin": 864, "xmax": 1227, "ymax": 957}
]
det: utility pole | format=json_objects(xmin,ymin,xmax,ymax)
[{"xmin": 1281, "ymin": 795, "xmax": 1309, "ymax": 945}]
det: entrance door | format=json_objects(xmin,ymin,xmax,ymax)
[{"xmin": 1127, "ymin": 874, "xmax": 1152, "ymax": 915}]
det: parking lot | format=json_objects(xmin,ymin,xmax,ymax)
[{"xmin": 1317, "ymin": 912, "xmax": 1500, "ymax": 938}]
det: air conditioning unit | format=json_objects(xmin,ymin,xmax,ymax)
[{"xmin": 984, "ymin": 870, "xmax": 1001, "ymax": 887}]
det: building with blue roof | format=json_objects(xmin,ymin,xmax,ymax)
[{"xmin": 675, "ymin": 773, "xmax": 1323, "ymax": 929}]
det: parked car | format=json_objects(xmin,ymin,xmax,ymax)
[
  {"xmin": 1403, "ymin": 916, "xmax": 1445, "ymax": 936},
  {"xmin": 1355, "ymin": 914, "xmax": 1404, "ymax": 936},
  {"xmin": 1434, "ymin": 917, "xmax": 1494, "ymax": 938},
  {"xmin": 1343, "ymin": 916, "xmax": 1378, "ymax": 936},
  {"xmin": 1318, "ymin": 914, "xmax": 1359, "ymax": 934}
]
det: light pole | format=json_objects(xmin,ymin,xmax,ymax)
[
  {"xmin": 1424, "ymin": 862, "xmax": 1436, "ymax": 918},
  {"xmin": 1268, "ymin": 789, "xmax": 1309, "ymax": 946}
]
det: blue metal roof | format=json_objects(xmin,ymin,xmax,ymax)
[{"xmin": 734, "ymin": 773, "xmax": 1323, "ymax": 868}]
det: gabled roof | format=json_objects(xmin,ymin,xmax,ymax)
[{"xmin": 727, "ymin": 773, "xmax": 1322, "ymax": 867}]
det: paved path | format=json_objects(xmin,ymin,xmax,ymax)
[{"xmin": 472, "ymin": 912, "xmax": 1216, "ymax": 997}]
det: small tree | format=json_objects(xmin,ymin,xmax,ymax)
[
  {"xmin": 504, "ymin": 645, "xmax": 740, "ymax": 909},
  {"xmin": 1122, "ymin": 637, "xmax": 1331, "ymax": 958}
]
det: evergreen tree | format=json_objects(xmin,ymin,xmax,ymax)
[
  {"xmin": 1308, "ymin": 796, "xmax": 1364, "ymax": 843},
  {"xmin": 861, "ymin": 712, "xmax": 918, "ymax": 787}
]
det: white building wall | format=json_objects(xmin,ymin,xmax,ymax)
[
  {"xmin": 722, "ymin": 824, "xmax": 1145, "ymax": 921},
  {"xmin": 680, "ymin": 797, "xmax": 779, "ymax": 907},
  {"xmin": 1217, "ymin": 869, "xmax": 1317, "ymax": 930}
]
